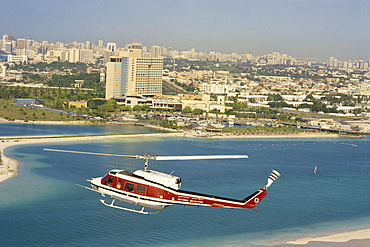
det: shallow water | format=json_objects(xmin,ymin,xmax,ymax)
[
  {"xmin": 0, "ymin": 122, "xmax": 158, "ymax": 137},
  {"xmin": 0, "ymin": 134, "xmax": 369, "ymax": 246}
]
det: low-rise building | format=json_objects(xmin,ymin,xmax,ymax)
[{"xmin": 68, "ymin": 101, "xmax": 88, "ymax": 108}]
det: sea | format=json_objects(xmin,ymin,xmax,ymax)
[
  {"xmin": 0, "ymin": 122, "xmax": 158, "ymax": 137},
  {"xmin": 0, "ymin": 123, "xmax": 369, "ymax": 247}
]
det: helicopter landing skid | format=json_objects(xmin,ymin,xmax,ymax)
[{"xmin": 99, "ymin": 199, "xmax": 160, "ymax": 215}]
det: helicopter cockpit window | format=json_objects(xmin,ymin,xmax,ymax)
[
  {"xmin": 101, "ymin": 175, "xmax": 109, "ymax": 185},
  {"xmin": 102, "ymin": 176, "xmax": 114, "ymax": 186},
  {"xmin": 136, "ymin": 185, "xmax": 147, "ymax": 194},
  {"xmin": 124, "ymin": 182, "xmax": 134, "ymax": 192},
  {"xmin": 107, "ymin": 177, "xmax": 114, "ymax": 186}
]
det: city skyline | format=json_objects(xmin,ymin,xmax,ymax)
[{"xmin": 1, "ymin": 0, "xmax": 369, "ymax": 61}]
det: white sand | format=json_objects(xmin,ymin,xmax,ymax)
[
  {"xmin": 0, "ymin": 132, "xmax": 183, "ymax": 183},
  {"xmin": 0, "ymin": 130, "xmax": 353, "ymax": 184},
  {"xmin": 0, "ymin": 129, "xmax": 356, "ymax": 184},
  {"xmin": 286, "ymin": 228, "xmax": 370, "ymax": 245},
  {"xmin": 207, "ymin": 132, "xmax": 342, "ymax": 139}
]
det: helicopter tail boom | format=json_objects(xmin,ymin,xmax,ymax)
[
  {"xmin": 242, "ymin": 170, "xmax": 280, "ymax": 209},
  {"xmin": 242, "ymin": 189, "xmax": 268, "ymax": 209}
]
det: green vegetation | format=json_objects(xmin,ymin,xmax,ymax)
[
  {"xmin": 192, "ymin": 108, "xmax": 204, "ymax": 115},
  {"xmin": 8, "ymin": 62, "xmax": 105, "ymax": 94},
  {"xmin": 222, "ymin": 126, "xmax": 304, "ymax": 134},
  {"xmin": 11, "ymin": 62, "xmax": 93, "ymax": 73},
  {"xmin": 0, "ymin": 84, "xmax": 103, "ymax": 101},
  {"xmin": 159, "ymin": 119, "xmax": 178, "ymax": 129},
  {"xmin": 45, "ymin": 73, "xmax": 101, "ymax": 89},
  {"xmin": 0, "ymin": 99, "xmax": 79, "ymax": 121},
  {"xmin": 133, "ymin": 104, "xmax": 151, "ymax": 112},
  {"xmin": 181, "ymin": 106, "xmax": 192, "ymax": 114},
  {"xmin": 173, "ymin": 80, "xmax": 196, "ymax": 93},
  {"xmin": 2, "ymin": 60, "xmax": 368, "ymax": 125}
]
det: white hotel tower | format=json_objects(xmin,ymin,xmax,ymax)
[{"xmin": 105, "ymin": 43, "xmax": 163, "ymax": 99}]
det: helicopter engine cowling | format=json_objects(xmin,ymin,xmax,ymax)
[{"xmin": 133, "ymin": 169, "xmax": 182, "ymax": 190}]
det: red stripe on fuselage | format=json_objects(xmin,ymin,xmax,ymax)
[{"xmin": 93, "ymin": 174, "xmax": 266, "ymax": 209}]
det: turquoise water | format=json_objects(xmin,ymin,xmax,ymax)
[
  {"xmin": 0, "ymin": 122, "xmax": 158, "ymax": 137},
  {"xmin": 0, "ymin": 135, "xmax": 369, "ymax": 246}
]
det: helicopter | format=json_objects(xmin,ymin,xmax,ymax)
[{"xmin": 44, "ymin": 148, "xmax": 280, "ymax": 214}]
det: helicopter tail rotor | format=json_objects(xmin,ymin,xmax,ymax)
[{"xmin": 264, "ymin": 170, "xmax": 280, "ymax": 189}]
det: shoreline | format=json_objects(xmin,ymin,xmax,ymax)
[
  {"xmin": 0, "ymin": 118, "xmax": 131, "ymax": 125},
  {"xmin": 0, "ymin": 132, "xmax": 184, "ymax": 183},
  {"xmin": 278, "ymin": 228, "xmax": 370, "ymax": 246},
  {"xmin": 0, "ymin": 131, "xmax": 356, "ymax": 184}
]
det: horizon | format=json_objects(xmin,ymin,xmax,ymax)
[{"xmin": 1, "ymin": 0, "xmax": 369, "ymax": 61}]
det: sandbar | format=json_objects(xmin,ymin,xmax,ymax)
[
  {"xmin": 0, "ymin": 130, "xmax": 355, "ymax": 184},
  {"xmin": 0, "ymin": 132, "xmax": 183, "ymax": 183},
  {"xmin": 281, "ymin": 228, "xmax": 370, "ymax": 246}
]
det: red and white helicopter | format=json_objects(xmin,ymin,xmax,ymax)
[{"xmin": 44, "ymin": 148, "xmax": 280, "ymax": 214}]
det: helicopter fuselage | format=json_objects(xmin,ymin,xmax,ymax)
[
  {"xmin": 43, "ymin": 148, "xmax": 280, "ymax": 214},
  {"xmin": 90, "ymin": 169, "xmax": 269, "ymax": 212}
]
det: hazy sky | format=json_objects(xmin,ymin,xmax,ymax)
[{"xmin": 2, "ymin": 0, "xmax": 369, "ymax": 60}]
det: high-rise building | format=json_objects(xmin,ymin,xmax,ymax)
[
  {"xmin": 150, "ymin": 45, "xmax": 161, "ymax": 57},
  {"xmin": 4, "ymin": 41, "xmax": 12, "ymax": 53},
  {"xmin": 106, "ymin": 56, "xmax": 124, "ymax": 99},
  {"xmin": 26, "ymin": 37, "xmax": 33, "ymax": 49},
  {"xmin": 107, "ymin": 42, "xmax": 116, "ymax": 52},
  {"xmin": 80, "ymin": 49, "xmax": 95, "ymax": 64},
  {"xmin": 329, "ymin": 57, "xmax": 335, "ymax": 67},
  {"xmin": 85, "ymin": 41, "xmax": 91, "ymax": 50},
  {"xmin": 68, "ymin": 48, "xmax": 80, "ymax": 63},
  {"xmin": 105, "ymin": 44, "xmax": 163, "ymax": 99},
  {"xmin": 55, "ymin": 42, "xmax": 64, "ymax": 49},
  {"xmin": 16, "ymin": 38, "xmax": 27, "ymax": 49}
]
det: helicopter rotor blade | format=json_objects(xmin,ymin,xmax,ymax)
[
  {"xmin": 43, "ymin": 148, "xmax": 139, "ymax": 159},
  {"xmin": 44, "ymin": 149, "xmax": 249, "ymax": 161},
  {"xmin": 152, "ymin": 155, "xmax": 249, "ymax": 161}
]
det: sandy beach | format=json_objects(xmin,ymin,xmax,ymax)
[
  {"xmin": 0, "ymin": 132, "xmax": 185, "ymax": 183},
  {"xmin": 281, "ymin": 228, "xmax": 370, "ymax": 246},
  {"xmin": 0, "ymin": 117, "xmax": 129, "ymax": 125},
  {"xmin": 0, "ymin": 130, "xmax": 368, "ymax": 246},
  {"xmin": 204, "ymin": 132, "xmax": 344, "ymax": 139},
  {"xmin": 0, "ymin": 130, "xmax": 349, "ymax": 184}
]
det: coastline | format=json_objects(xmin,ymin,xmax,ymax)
[
  {"xmin": 0, "ymin": 132, "xmax": 184, "ymax": 183},
  {"xmin": 202, "ymin": 132, "xmax": 345, "ymax": 139},
  {"xmin": 0, "ymin": 118, "xmax": 130, "ymax": 125},
  {"xmin": 279, "ymin": 228, "xmax": 370, "ymax": 246},
  {"xmin": 0, "ymin": 130, "xmax": 351, "ymax": 184}
]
